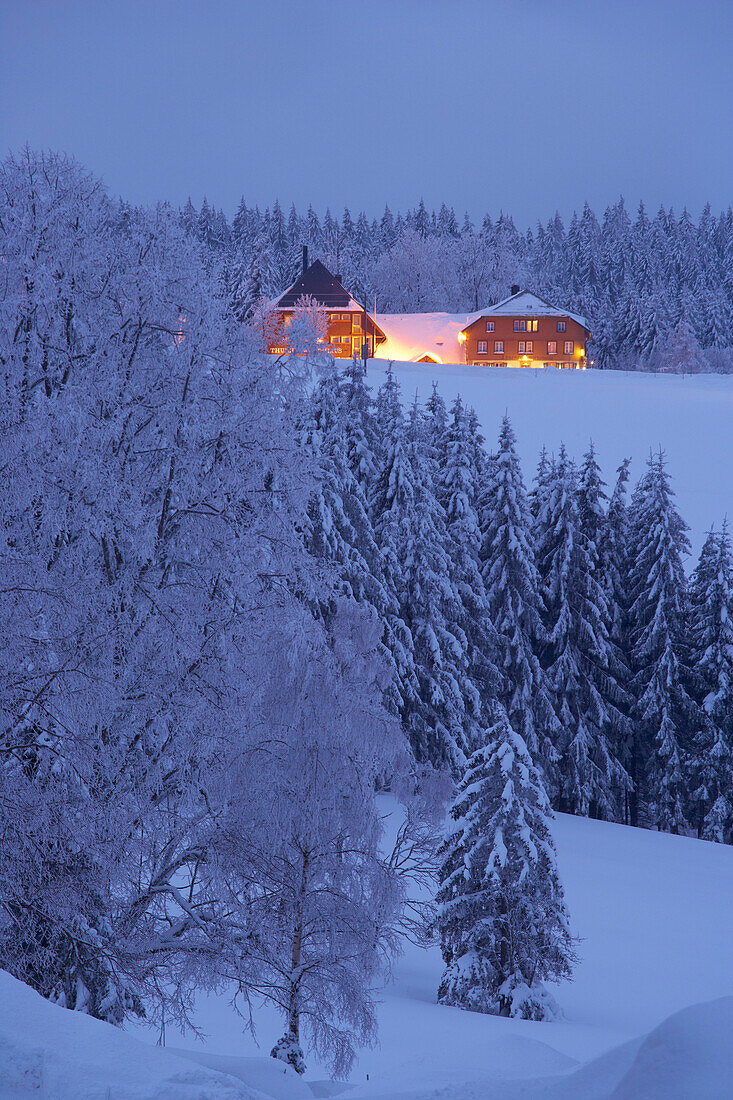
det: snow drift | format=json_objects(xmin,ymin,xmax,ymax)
[{"xmin": 0, "ymin": 968, "xmax": 264, "ymax": 1099}]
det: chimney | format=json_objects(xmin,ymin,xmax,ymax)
[
  {"xmin": 302, "ymin": 245, "xmax": 308, "ymax": 275},
  {"xmin": 510, "ymin": 284, "xmax": 520, "ymax": 296}
]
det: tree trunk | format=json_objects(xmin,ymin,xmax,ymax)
[{"xmin": 286, "ymin": 844, "xmax": 310, "ymax": 1044}]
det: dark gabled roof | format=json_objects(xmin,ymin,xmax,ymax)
[{"xmin": 276, "ymin": 259, "xmax": 352, "ymax": 308}]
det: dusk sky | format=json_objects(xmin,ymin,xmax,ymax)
[{"xmin": 2, "ymin": 0, "xmax": 732, "ymax": 226}]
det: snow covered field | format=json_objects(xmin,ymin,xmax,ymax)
[
  {"xmin": 375, "ymin": 361, "xmax": 733, "ymax": 558},
  {"xmin": 4, "ymin": 810, "xmax": 733, "ymax": 1098}
]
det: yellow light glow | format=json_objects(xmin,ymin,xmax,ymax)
[{"xmin": 458, "ymin": 332, "xmax": 467, "ymax": 343}]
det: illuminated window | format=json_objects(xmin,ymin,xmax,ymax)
[
  {"xmin": 528, "ymin": 319, "xmax": 538, "ymax": 332},
  {"xmin": 353, "ymin": 317, "xmax": 363, "ymax": 331},
  {"xmin": 514, "ymin": 320, "xmax": 526, "ymax": 332},
  {"xmin": 564, "ymin": 340, "xmax": 574, "ymax": 354},
  {"xmin": 477, "ymin": 340, "xmax": 488, "ymax": 353},
  {"xmin": 486, "ymin": 321, "xmax": 495, "ymax": 331},
  {"xmin": 330, "ymin": 313, "xmax": 339, "ymax": 322},
  {"xmin": 547, "ymin": 341, "xmax": 557, "ymax": 355},
  {"xmin": 557, "ymin": 320, "xmax": 566, "ymax": 332},
  {"xmin": 495, "ymin": 341, "xmax": 504, "ymax": 354}
]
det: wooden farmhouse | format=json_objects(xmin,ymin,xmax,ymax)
[
  {"xmin": 373, "ymin": 289, "xmax": 592, "ymax": 367},
  {"xmin": 459, "ymin": 288, "xmax": 592, "ymax": 368},
  {"xmin": 267, "ymin": 257, "xmax": 592, "ymax": 369},
  {"xmin": 267, "ymin": 252, "xmax": 386, "ymax": 359}
]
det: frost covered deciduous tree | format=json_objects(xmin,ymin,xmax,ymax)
[
  {"xmin": 0, "ymin": 152, "xmax": 408, "ymax": 1071},
  {"xmin": 651, "ymin": 319, "xmax": 709, "ymax": 374},
  {"xmin": 437, "ymin": 715, "xmax": 576, "ymax": 1020},
  {"xmin": 223, "ymin": 605, "xmax": 406, "ymax": 1078}
]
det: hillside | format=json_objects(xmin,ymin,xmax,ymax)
[
  {"xmin": 4, "ymin": 358, "xmax": 733, "ymax": 1099},
  {"xmin": 5, "ymin": 809, "xmax": 733, "ymax": 1098},
  {"xmin": 374, "ymin": 361, "xmax": 733, "ymax": 557}
]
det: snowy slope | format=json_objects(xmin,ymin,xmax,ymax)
[
  {"xmin": 6, "ymin": 811, "xmax": 733, "ymax": 1097},
  {"xmin": 0, "ymin": 968, "xmax": 268, "ymax": 1099},
  {"xmin": 372, "ymin": 360, "xmax": 733, "ymax": 557},
  {"xmin": 149, "ymin": 808, "xmax": 733, "ymax": 1099},
  {"xmin": 336, "ymin": 811, "xmax": 733, "ymax": 1097},
  {"xmin": 7, "ymin": 366, "xmax": 733, "ymax": 1097}
]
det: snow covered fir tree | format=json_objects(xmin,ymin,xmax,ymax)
[{"xmin": 436, "ymin": 715, "xmax": 576, "ymax": 1020}]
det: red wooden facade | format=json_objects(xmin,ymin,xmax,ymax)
[
  {"xmin": 267, "ymin": 257, "xmax": 386, "ymax": 359},
  {"xmin": 460, "ymin": 290, "xmax": 592, "ymax": 368}
]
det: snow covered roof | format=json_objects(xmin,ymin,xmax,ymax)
[
  {"xmin": 465, "ymin": 290, "xmax": 590, "ymax": 330},
  {"xmin": 374, "ymin": 312, "xmax": 470, "ymax": 365}
]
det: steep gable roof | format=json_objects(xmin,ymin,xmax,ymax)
[
  {"xmin": 463, "ymin": 290, "xmax": 590, "ymax": 331},
  {"xmin": 276, "ymin": 259, "xmax": 352, "ymax": 308}
]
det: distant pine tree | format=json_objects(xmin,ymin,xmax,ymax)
[
  {"xmin": 339, "ymin": 358, "xmax": 381, "ymax": 489},
  {"xmin": 372, "ymin": 374, "xmax": 476, "ymax": 768},
  {"xmin": 231, "ymin": 233, "xmax": 278, "ymax": 322},
  {"xmin": 441, "ymin": 397, "xmax": 502, "ymax": 717},
  {"xmin": 536, "ymin": 448, "xmax": 630, "ymax": 819},
  {"xmin": 479, "ymin": 417, "xmax": 560, "ymax": 787},
  {"xmin": 627, "ymin": 452, "xmax": 700, "ymax": 831},
  {"xmin": 437, "ymin": 715, "xmax": 576, "ymax": 1020},
  {"xmin": 688, "ymin": 523, "xmax": 733, "ymax": 841}
]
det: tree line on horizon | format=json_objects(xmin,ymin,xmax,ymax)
[{"xmin": 177, "ymin": 193, "xmax": 733, "ymax": 372}]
